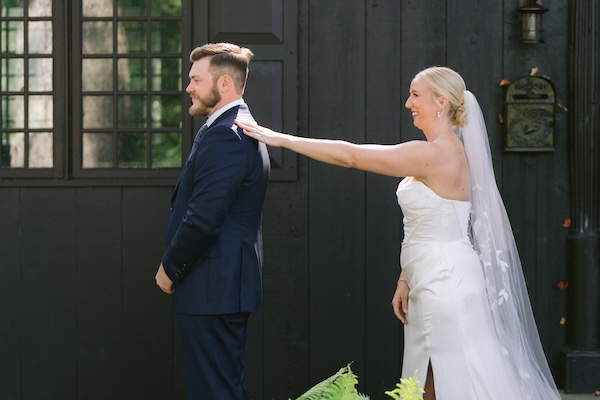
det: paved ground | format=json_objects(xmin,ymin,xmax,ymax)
[{"xmin": 560, "ymin": 389, "xmax": 599, "ymax": 399}]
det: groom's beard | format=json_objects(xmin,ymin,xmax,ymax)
[{"xmin": 189, "ymin": 86, "xmax": 221, "ymax": 118}]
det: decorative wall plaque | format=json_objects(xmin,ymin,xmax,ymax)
[{"xmin": 505, "ymin": 76, "xmax": 556, "ymax": 151}]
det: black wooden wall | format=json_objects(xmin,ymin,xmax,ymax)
[{"xmin": 0, "ymin": 1, "xmax": 570, "ymax": 399}]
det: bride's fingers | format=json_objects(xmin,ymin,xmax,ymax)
[
  {"xmin": 401, "ymin": 298, "xmax": 408, "ymax": 315},
  {"xmin": 235, "ymin": 122, "xmax": 258, "ymax": 139},
  {"xmin": 235, "ymin": 119, "xmax": 258, "ymax": 132},
  {"xmin": 392, "ymin": 300, "xmax": 407, "ymax": 324},
  {"xmin": 244, "ymin": 127, "xmax": 262, "ymax": 138},
  {"xmin": 397, "ymin": 309, "xmax": 407, "ymax": 325}
]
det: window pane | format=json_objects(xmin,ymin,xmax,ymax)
[
  {"xmin": 151, "ymin": 58, "xmax": 181, "ymax": 90},
  {"xmin": 118, "ymin": 58, "xmax": 147, "ymax": 91},
  {"xmin": 151, "ymin": 21, "xmax": 181, "ymax": 53},
  {"xmin": 29, "ymin": 0, "xmax": 52, "ymax": 17},
  {"xmin": 118, "ymin": 95, "xmax": 146, "ymax": 128},
  {"xmin": 82, "ymin": 0, "xmax": 113, "ymax": 17},
  {"xmin": 118, "ymin": 21, "xmax": 147, "ymax": 54},
  {"xmin": 119, "ymin": 0, "xmax": 146, "ymax": 16},
  {"xmin": 118, "ymin": 132, "xmax": 146, "ymax": 167},
  {"xmin": 151, "ymin": 0, "xmax": 182, "ymax": 16},
  {"xmin": 151, "ymin": 95, "xmax": 181, "ymax": 128},
  {"xmin": 152, "ymin": 132, "xmax": 181, "ymax": 167},
  {"xmin": 1, "ymin": 95, "xmax": 25, "ymax": 128},
  {"xmin": 29, "ymin": 58, "xmax": 53, "ymax": 92},
  {"xmin": 29, "ymin": 132, "xmax": 53, "ymax": 168},
  {"xmin": 82, "ymin": 59, "xmax": 113, "ymax": 91},
  {"xmin": 82, "ymin": 21, "xmax": 113, "ymax": 54},
  {"xmin": 1, "ymin": 58, "xmax": 25, "ymax": 92},
  {"xmin": 83, "ymin": 96, "xmax": 114, "ymax": 128},
  {"xmin": 0, "ymin": 132, "xmax": 24, "ymax": 167},
  {"xmin": 29, "ymin": 95, "xmax": 53, "ymax": 128},
  {"xmin": 83, "ymin": 132, "xmax": 114, "ymax": 168},
  {"xmin": 1, "ymin": 21, "xmax": 24, "ymax": 54},
  {"xmin": 2, "ymin": 0, "xmax": 24, "ymax": 16},
  {"xmin": 28, "ymin": 21, "xmax": 53, "ymax": 54}
]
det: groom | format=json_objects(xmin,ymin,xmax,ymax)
[{"xmin": 155, "ymin": 43, "xmax": 270, "ymax": 399}]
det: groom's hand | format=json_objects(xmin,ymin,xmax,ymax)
[{"xmin": 155, "ymin": 263, "xmax": 175, "ymax": 295}]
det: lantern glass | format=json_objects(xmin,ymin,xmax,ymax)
[
  {"xmin": 519, "ymin": 0, "xmax": 548, "ymax": 44},
  {"xmin": 522, "ymin": 12, "xmax": 543, "ymax": 43}
]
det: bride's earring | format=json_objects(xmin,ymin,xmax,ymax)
[{"xmin": 437, "ymin": 109, "xmax": 441, "ymax": 118}]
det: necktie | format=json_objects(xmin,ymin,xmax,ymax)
[
  {"xmin": 174, "ymin": 124, "xmax": 209, "ymax": 199},
  {"xmin": 188, "ymin": 124, "xmax": 208, "ymax": 161},
  {"xmin": 194, "ymin": 124, "xmax": 208, "ymax": 143}
]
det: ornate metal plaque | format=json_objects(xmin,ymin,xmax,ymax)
[{"xmin": 505, "ymin": 76, "xmax": 556, "ymax": 151}]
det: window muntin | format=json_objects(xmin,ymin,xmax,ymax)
[
  {"xmin": 77, "ymin": 0, "xmax": 184, "ymax": 173},
  {"xmin": 1, "ymin": 0, "xmax": 56, "ymax": 172}
]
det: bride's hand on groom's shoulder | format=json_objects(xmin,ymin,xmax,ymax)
[{"xmin": 235, "ymin": 119, "xmax": 286, "ymax": 148}]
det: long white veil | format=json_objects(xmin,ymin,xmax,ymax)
[{"xmin": 460, "ymin": 91, "xmax": 560, "ymax": 399}]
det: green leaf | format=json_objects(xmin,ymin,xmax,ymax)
[
  {"xmin": 384, "ymin": 371, "xmax": 424, "ymax": 400},
  {"xmin": 295, "ymin": 363, "xmax": 369, "ymax": 400}
]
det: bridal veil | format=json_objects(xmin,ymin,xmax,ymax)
[{"xmin": 460, "ymin": 90, "xmax": 560, "ymax": 399}]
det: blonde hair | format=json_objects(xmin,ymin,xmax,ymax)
[{"xmin": 416, "ymin": 67, "xmax": 467, "ymax": 127}]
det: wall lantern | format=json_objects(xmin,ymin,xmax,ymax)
[{"xmin": 518, "ymin": 0, "xmax": 549, "ymax": 43}]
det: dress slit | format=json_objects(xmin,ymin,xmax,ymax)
[{"xmin": 424, "ymin": 358, "xmax": 436, "ymax": 400}]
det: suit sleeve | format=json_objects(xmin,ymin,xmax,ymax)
[{"xmin": 161, "ymin": 126, "xmax": 247, "ymax": 282}]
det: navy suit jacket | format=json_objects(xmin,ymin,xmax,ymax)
[{"xmin": 162, "ymin": 103, "xmax": 270, "ymax": 315}]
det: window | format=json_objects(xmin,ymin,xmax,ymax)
[
  {"xmin": 73, "ymin": 0, "xmax": 187, "ymax": 178},
  {"xmin": 0, "ymin": 0, "xmax": 188, "ymax": 180},
  {"xmin": 1, "ymin": 0, "xmax": 59, "ymax": 177}
]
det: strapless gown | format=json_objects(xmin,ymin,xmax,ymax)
[{"xmin": 397, "ymin": 178, "xmax": 526, "ymax": 399}]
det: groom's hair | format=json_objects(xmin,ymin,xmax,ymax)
[{"xmin": 189, "ymin": 43, "xmax": 254, "ymax": 94}]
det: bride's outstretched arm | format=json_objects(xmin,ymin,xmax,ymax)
[
  {"xmin": 235, "ymin": 119, "xmax": 434, "ymax": 178},
  {"xmin": 235, "ymin": 118, "xmax": 366, "ymax": 169}
]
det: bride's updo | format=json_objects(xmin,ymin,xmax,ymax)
[{"xmin": 416, "ymin": 67, "xmax": 467, "ymax": 128}]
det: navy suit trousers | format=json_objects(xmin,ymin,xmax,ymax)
[{"xmin": 176, "ymin": 312, "xmax": 250, "ymax": 400}]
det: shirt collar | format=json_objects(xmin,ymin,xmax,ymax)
[{"xmin": 206, "ymin": 99, "xmax": 245, "ymax": 127}]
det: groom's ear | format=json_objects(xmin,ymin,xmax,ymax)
[{"xmin": 217, "ymin": 74, "xmax": 234, "ymax": 93}]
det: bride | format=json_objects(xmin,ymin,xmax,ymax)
[{"xmin": 235, "ymin": 66, "xmax": 560, "ymax": 399}]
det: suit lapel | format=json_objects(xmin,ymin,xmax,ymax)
[{"xmin": 170, "ymin": 104, "xmax": 246, "ymax": 204}]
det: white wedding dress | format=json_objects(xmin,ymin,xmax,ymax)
[
  {"xmin": 397, "ymin": 177, "xmax": 529, "ymax": 399},
  {"xmin": 393, "ymin": 91, "xmax": 560, "ymax": 399}
]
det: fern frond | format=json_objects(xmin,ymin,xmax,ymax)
[
  {"xmin": 295, "ymin": 365, "xmax": 349, "ymax": 400},
  {"xmin": 384, "ymin": 371, "xmax": 424, "ymax": 400},
  {"xmin": 295, "ymin": 363, "xmax": 368, "ymax": 400}
]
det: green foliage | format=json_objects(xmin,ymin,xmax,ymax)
[
  {"xmin": 291, "ymin": 365, "xmax": 423, "ymax": 400},
  {"xmin": 151, "ymin": 0, "xmax": 182, "ymax": 16},
  {"xmin": 294, "ymin": 364, "xmax": 370, "ymax": 400},
  {"xmin": 384, "ymin": 371, "xmax": 425, "ymax": 400}
]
